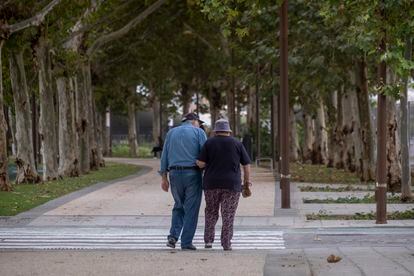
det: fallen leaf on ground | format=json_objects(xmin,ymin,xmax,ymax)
[{"xmin": 327, "ymin": 254, "xmax": 342, "ymax": 263}]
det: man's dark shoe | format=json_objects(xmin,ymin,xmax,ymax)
[
  {"xmin": 205, "ymin": 243, "xmax": 213, "ymax": 249},
  {"xmin": 181, "ymin": 244, "xmax": 197, "ymax": 251},
  {"xmin": 166, "ymin": 237, "xmax": 177, "ymax": 249},
  {"xmin": 223, "ymin": 246, "xmax": 232, "ymax": 251}
]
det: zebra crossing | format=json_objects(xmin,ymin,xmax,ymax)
[{"xmin": 0, "ymin": 228, "xmax": 285, "ymax": 250}]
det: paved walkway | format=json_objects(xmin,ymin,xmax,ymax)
[
  {"xmin": 43, "ymin": 158, "xmax": 275, "ymax": 217},
  {"xmin": 2, "ymin": 246, "xmax": 414, "ymax": 276},
  {"xmin": 2, "ymin": 158, "xmax": 414, "ymax": 275},
  {"xmin": 1, "ymin": 157, "xmax": 413, "ymax": 229}
]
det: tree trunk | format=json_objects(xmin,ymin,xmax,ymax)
[
  {"xmin": 3, "ymin": 106, "xmax": 16, "ymax": 156},
  {"xmin": 127, "ymin": 87, "xmax": 138, "ymax": 158},
  {"xmin": 302, "ymin": 109, "xmax": 314, "ymax": 163},
  {"xmin": 401, "ymin": 37, "xmax": 412, "ymax": 200},
  {"xmin": 341, "ymin": 87, "xmax": 363, "ymax": 173},
  {"xmin": 312, "ymin": 99, "xmax": 328, "ymax": 164},
  {"xmin": 326, "ymin": 90, "xmax": 338, "ymax": 167},
  {"xmin": 0, "ymin": 41, "xmax": 11, "ymax": 191},
  {"xmin": 289, "ymin": 107, "xmax": 300, "ymax": 162},
  {"xmin": 31, "ymin": 94, "xmax": 39, "ymax": 168},
  {"xmin": 355, "ymin": 59, "xmax": 375, "ymax": 181},
  {"xmin": 37, "ymin": 36, "xmax": 58, "ymax": 181},
  {"xmin": 271, "ymin": 94, "xmax": 279, "ymax": 165},
  {"xmin": 386, "ymin": 97, "xmax": 402, "ymax": 192},
  {"xmin": 247, "ymin": 86, "xmax": 257, "ymax": 133},
  {"xmin": 226, "ymin": 81, "xmax": 236, "ymax": 136},
  {"xmin": 9, "ymin": 108, "xmax": 17, "ymax": 156},
  {"xmin": 181, "ymin": 83, "xmax": 191, "ymax": 114},
  {"xmin": 209, "ymin": 86, "xmax": 221, "ymax": 126},
  {"xmin": 57, "ymin": 77, "xmax": 79, "ymax": 177},
  {"xmin": 152, "ymin": 93, "xmax": 161, "ymax": 144},
  {"xmin": 94, "ymin": 101, "xmax": 105, "ymax": 167},
  {"xmin": 235, "ymin": 100, "xmax": 242, "ymax": 139},
  {"xmin": 76, "ymin": 69, "xmax": 90, "ymax": 174},
  {"xmin": 333, "ymin": 88, "xmax": 345, "ymax": 169},
  {"xmin": 102, "ymin": 107, "xmax": 111, "ymax": 157},
  {"xmin": 82, "ymin": 63, "xmax": 98, "ymax": 171},
  {"xmin": 9, "ymin": 50, "xmax": 40, "ymax": 184}
]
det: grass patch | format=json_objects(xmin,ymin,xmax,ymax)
[
  {"xmin": 112, "ymin": 144, "xmax": 153, "ymax": 158},
  {"xmin": 0, "ymin": 162, "xmax": 141, "ymax": 216},
  {"xmin": 299, "ymin": 185, "xmax": 374, "ymax": 192},
  {"xmin": 306, "ymin": 209, "xmax": 414, "ymax": 220},
  {"xmin": 304, "ymin": 194, "xmax": 414, "ymax": 204},
  {"xmin": 8, "ymin": 158, "xmax": 15, "ymax": 166},
  {"xmin": 291, "ymin": 162, "xmax": 362, "ymax": 184}
]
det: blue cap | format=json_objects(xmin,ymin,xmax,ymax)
[{"xmin": 182, "ymin": 113, "xmax": 205, "ymax": 124}]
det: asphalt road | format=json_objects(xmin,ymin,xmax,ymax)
[{"xmin": 1, "ymin": 226, "xmax": 414, "ymax": 276}]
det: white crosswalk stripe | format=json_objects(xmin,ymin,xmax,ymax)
[{"xmin": 0, "ymin": 229, "xmax": 285, "ymax": 250}]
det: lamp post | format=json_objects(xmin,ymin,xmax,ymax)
[
  {"xmin": 279, "ymin": 0, "xmax": 290, "ymax": 208},
  {"xmin": 376, "ymin": 33, "xmax": 387, "ymax": 224}
]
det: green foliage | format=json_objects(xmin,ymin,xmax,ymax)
[
  {"xmin": 303, "ymin": 194, "xmax": 414, "ymax": 204},
  {"xmin": 2, "ymin": 0, "xmax": 414, "ymax": 168},
  {"xmin": 54, "ymin": 49, "xmax": 82, "ymax": 77},
  {"xmin": 292, "ymin": 162, "xmax": 362, "ymax": 184},
  {"xmin": 138, "ymin": 145, "xmax": 153, "ymax": 158},
  {"xmin": 306, "ymin": 209, "xmax": 414, "ymax": 220},
  {"xmin": 112, "ymin": 144, "xmax": 153, "ymax": 158},
  {"xmin": 300, "ymin": 185, "xmax": 373, "ymax": 192},
  {"xmin": 0, "ymin": 162, "xmax": 141, "ymax": 216}
]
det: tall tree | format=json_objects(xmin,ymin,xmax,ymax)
[
  {"xmin": 0, "ymin": 40, "xmax": 11, "ymax": 191},
  {"xmin": 401, "ymin": 37, "xmax": 412, "ymax": 200},
  {"xmin": 9, "ymin": 49, "xmax": 40, "ymax": 184},
  {"xmin": 127, "ymin": 86, "xmax": 138, "ymax": 158},
  {"xmin": 0, "ymin": 0, "xmax": 62, "ymax": 187},
  {"xmin": 36, "ymin": 28, "xmax": 58, "ymax": 180}
]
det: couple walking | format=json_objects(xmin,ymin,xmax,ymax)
[{"xmin": 159, "ymin": 113, "xmax": 251, "ymax": 251}]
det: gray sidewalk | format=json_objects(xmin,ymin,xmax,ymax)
[
  {"xmin": 1, "ymin": 244, "xmax": 413, "ymax": 275},
  {"xmin": 264, "ymin": 246, "xmax": 414, "ymax": 276},
  {"xmin": 1, "ymin": 158, "xmax": 414, "ymax": 275},
  {"xmin": 1, "ymin": 157, "xmax": 414, "ymax": 229}
]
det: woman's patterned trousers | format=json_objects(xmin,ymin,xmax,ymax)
[{"xmin": 204, "ymin": 189, "xmax": 240, "ymax": 249}]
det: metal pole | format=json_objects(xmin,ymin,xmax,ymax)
[
  {"xmin": 256, "ymin": 62, "xmax": 260, "ymax": 160},
  {"xmin": 270, "ymin": 64, "xmax": 277, "ymax": 170},
  {"xmin": 230, "ymin": 49, "xmax": 237, "ymax": 136},
  {"xmin": 277, "ymin": 92, "xmax": 281, "ymax": 175},
  {"xmin": 376, "ymin": 35, "xmax": 387, "ymax": 224},
  {"xmin": 279, "ymin": 0, "xmax": 290, "ymax": 208}
]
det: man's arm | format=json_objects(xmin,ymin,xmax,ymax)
[
  {"xmin": 197, "ymin": 140, "xmax": 208, "ymax": 169},
  {"xmin": 198, "ymin": 129, "xmax": 207, "ymax": 150},
  {"xmin": 159, "ymin": 132, "xmax": 171, "ymax": 192}
]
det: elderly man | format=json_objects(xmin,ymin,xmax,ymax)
[
  {"xmin": 159, "ymin": 113, "xmax": 207, "ymax": 250},
  {"xmin": 197, "ymin": 118, "xmax": 251, "ymax": 250}
]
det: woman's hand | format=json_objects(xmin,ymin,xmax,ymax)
[{"xmin": 243, "ymin": 179, "xmax": 252, "ymax": 186}]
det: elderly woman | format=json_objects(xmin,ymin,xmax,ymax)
[{"xmin": 196, "ymin": 119, "xmax": 251, "ymax": 250}]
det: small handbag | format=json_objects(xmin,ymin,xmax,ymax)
[{"xmin": 242, "ymin": 180, "xmax": 252, "ymax": 198}]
